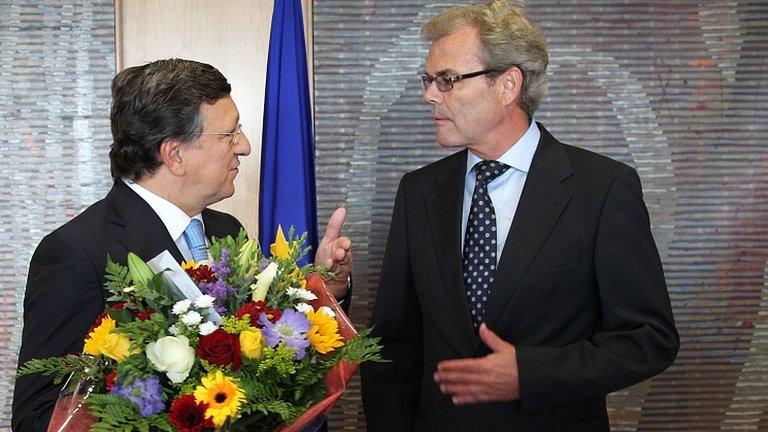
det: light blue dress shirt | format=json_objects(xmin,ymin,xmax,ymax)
[
  {"xmin": 461, "ymin": 121, "xmax": 540, "ymax": 262},
  {"xmin": 124, "ymin": 179, "xmax": 207, "ymax": 261}
]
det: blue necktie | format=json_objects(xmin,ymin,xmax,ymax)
[
  {"xmin": 463, "ymin": 160, "xmax": 510, "ymax": 328},
  {"xmin": 183, "ymin": 219, "xmax": 209, "ymax": 261}
]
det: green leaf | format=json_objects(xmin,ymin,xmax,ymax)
[{"xmin": 87, "ymin": 394, "xmax": 173, "ymax": 432}]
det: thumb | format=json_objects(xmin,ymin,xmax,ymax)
[
  {"xmin": 479, "ymin": 323, "xmax": 509, "ymax": 353},
  {"xmin": 322, "ymin": 207, "xmax": 347, "ymax": 241}
]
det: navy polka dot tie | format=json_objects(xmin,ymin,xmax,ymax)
[{"xmin": 463, "ymin": 160, "xmax": 510, "ymax": 328}]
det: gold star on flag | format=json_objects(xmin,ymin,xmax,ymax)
[{"xmin": 270, "ymin": 225, "xmax": 291, "ymax": 259}]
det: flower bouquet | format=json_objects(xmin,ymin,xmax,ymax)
[{"xmin": 19, "ymin": 227, "xmax": 382, "ymax": 432}]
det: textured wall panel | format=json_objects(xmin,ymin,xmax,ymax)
[
  {"xmin": 0, "ymin": 1, "xmax": 115, "ymax": 428},
  {"xmin": 314, "ymin": 1, "xmax": 768, "ymax": 430}
]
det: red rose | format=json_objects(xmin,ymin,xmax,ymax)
[
  {"xmin": 196, "ymin": 329, "xmax": 241, "ymax": 370},
  {"xmin": 110, "ymin": 302, "xmax": 126, "ymax": 310},
  {"xmin": 168, "ymin": 394, "xmax": 214, "ymax": 432}
]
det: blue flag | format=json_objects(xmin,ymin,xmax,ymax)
[{"xmin": 259, "ymin": 0, "xmax": 318, "ymax": 263}]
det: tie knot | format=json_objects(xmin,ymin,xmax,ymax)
[
  {"xmin": 185, "ymin": 218, "xmax": 205, "ymax": 236},
  {"xmin": 474, "ymin": 160, "xmax": 510, "ymax": 185},
  {"xmin": 183, "ymin": 219, "xmax": 209, "ymax": 261}
]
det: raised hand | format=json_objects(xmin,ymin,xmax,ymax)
[{"xmin": 314, "ymin": 207, "xmax": 353, "ymax": 299}]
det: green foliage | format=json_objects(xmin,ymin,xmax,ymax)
[
  {"xmin": 104, "ymin": 255, "xmax": 174, "ymax": 313},
  {"xmin": 104, "ymin": 254, "xmax": 133, "ymax": 297},
  {"xmin": 257, "ymin": 345, "xmax": 298, "ymax": 377},
  {"xmin": 17, "ymin": 354, "xmax": 105, "ymax": 388},
  {"xmin": 222, "ymin": 315, "xmax": 253, "ymax": 334},
  {"xmin": 334, "ymin": 328, "xmax": 387, "ymax": 365},
  {"xmin": 209, "ymin": 229, "xmax": 250, "ymax": 263},
  {"xmin": 230, "ymin": 345, "xmax": 326, "ymax": 426},
  {"xmin": 87, "ymin": 394, "xmax": 173, "ymax": 432},
  {"xmin": 116, "ymin": 311, "xmax": 168, "ymax": 348},
  {"xmin": 134, "ymin": 273, "xmax": 176, "ymax": 310},
  {"xmin": 114, "ymin": 353, "xmax": 152, "ymax": 384}
]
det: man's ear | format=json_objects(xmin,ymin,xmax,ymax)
[
  {"xmin": 158, "ymin": 139, "xmax": 186, "ymax": 176},
  {"xmin": 500, "ymin": 66, "xmax": 523, "ymax": 106}
]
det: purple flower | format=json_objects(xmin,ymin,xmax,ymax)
[
  {"xmin": 199, "ymin": 280, "xmax": 232, "ymax": 299},
  {"xmin": 211, "ymin": 248, "xmax": 231, "ymax": 279},
  {"xmin": 110, "ymin": 375, "xmax": 165, "ymax": 417},
  {"xmin": 259, "ymin": 309, "xmax": 311, "ymax": 360},
  {"xmin": 257, "ymin": 258, "xmax": 271, "ymax": 272},
  {"xmin": 196, "ymin": 249, "xmax": 239, "ymax": 314}
]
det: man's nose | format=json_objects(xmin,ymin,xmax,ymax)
[
  {"xmin": 236, "ymin": 132, "xmax": 252, "ymax": 156},
  {"xmin": 422, "ymin": 80, "xmax": 443, "ymax": 105}
]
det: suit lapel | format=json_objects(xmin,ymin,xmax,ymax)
[
  {"xmin": 202, "ymin": 210, "xmax": 239, "ymax": 240},
  {"xmin": 425, "ymin": 150, "xmax": 478, "ymax": 348},
  {"xmin": 106, "ymin": 181, "xmax": 185, "ymax": 264},
  {"xmin": 482, "ymin": 126, "xmax": 574, "ymax": 331}
]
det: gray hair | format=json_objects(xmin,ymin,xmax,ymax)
[{"xmin": 421, "ymin": 0, "xmax": 548, "ymax": 116}]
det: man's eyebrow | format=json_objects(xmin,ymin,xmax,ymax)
[{"xmin": 423, "ymin": 68, "xmax": 455, "ymax": 76}]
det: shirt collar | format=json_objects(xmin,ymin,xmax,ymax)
[
  {"xmin": 466, "ymin": 119, "xmax": 540, "ymax": 175},
  {"xmin": 123, "ymin": 179, "xmax": 203, "ymax": 242}
]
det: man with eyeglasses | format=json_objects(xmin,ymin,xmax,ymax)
[
  {"xmin": 13, "ymin": 59, "xmax": 353, "ymax": 432},
  {"xmin": 361, "ymin": 1, "xmax": 678, "ymax": 430}
]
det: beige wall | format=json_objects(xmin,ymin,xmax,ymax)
[{"xmin": 116, "ymin": 0, "xmax": 313, "ymax": 238}]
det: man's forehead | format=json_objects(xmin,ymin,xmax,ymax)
[
  {"xmin": 200, "ymin": 96, "xmax": 239, "ymax": 124},
  {"xmin": 425, "ymin": 25, "xmax": 484, "ymax": 69},
  {"xmin": 426, "ymin": 46, "xmax": 483, "ymax": 75}
]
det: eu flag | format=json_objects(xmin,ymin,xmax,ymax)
[{"xmin": 259, "ymin": 0, "xmax": 318, "ymax": 264}]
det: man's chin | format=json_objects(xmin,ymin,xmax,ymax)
[
  {"xmin": 216, "ymin": 184, "xmax": 236, "ymax": 202},
  {"xmin": 435, "ymin": 130, "xmax": 467, "ymax": 149},
  {"xmin": 436, "ymin": 139, "xmax": 466, "ymax": 149}
]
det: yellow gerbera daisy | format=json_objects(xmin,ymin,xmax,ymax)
[
  {"xmin": 82, "ymin": 315, "xmax": 131, "ymax": 362},
  {"xmin": 194, "ymin": 370, "xmax": 245, "ymax": 427},
  {"xmin": 181, "ymin": 260, "xmax": 196, "ymax": 270},
  {"xmin": 306, "ymin": 309, "xmax": 344, "ymax": 354}
]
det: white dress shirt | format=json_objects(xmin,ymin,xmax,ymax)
[
  {"xmin": 123, "ymin": 179, "xmax": 207, "ymax": 261},
  {"xmin": 461, "ymin": 120, "xmax": 540, "ymax": 262}
]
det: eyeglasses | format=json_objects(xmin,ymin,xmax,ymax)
[
  {"xmin": 199, "ymin": 123, "xmax": 243, "ymax": 145},
  {"xmin": 419, "ymin": 69, "xmax": 498, "ymax": 92}
]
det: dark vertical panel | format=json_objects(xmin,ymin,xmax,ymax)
[
  {"xmin": 314, "ymin": 1, "xmax": 768, "ymax": 430},
  {"xmin": 0, "ymin": 1, "xmax": 115, "ymax": 427}
]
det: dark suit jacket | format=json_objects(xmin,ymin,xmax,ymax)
[
  {"xmin": 12, "ymin": 180, "xmax": 242, "ymax": 432},
  {"xmin": 361, "ymin": 124, "xmax": 679, "ymax": 431}
]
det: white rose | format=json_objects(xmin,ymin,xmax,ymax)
[
  {"xmin": 145, "ymin": 335, "xmax": 195, "ymax": 383},
  {"xmin": 181, "ymin": 311, "xmax": 202, "ymax": 326},
  {"xmin": 172, "ymin": 299, "xmax": 192, "ymax": 315},
  {"xmin": 252, "ymin": 262, "xmax": 278, "ymax": 301},
  {"xmin": 199, "ymin": 321, "xmax": 218, "ymax": 336},
  {"xmin": 194, "ymin": 294, "xmax": 216, "ymax": 309}
]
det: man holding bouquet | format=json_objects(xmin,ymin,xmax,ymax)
[{"xmin": 13, "ymin": 58, "xmax": 353, "ymax": 432}]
